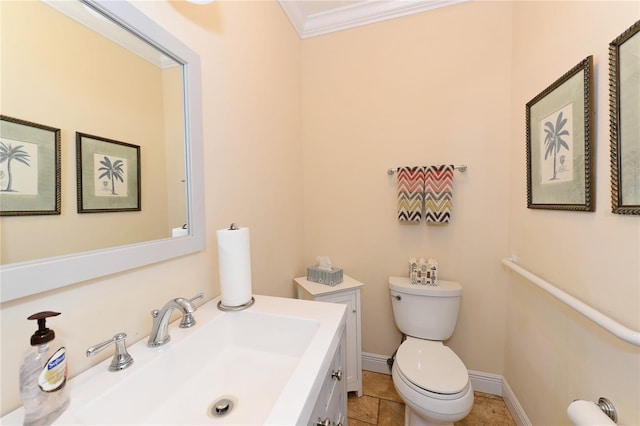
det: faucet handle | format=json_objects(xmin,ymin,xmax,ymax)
[
  {"xmin": 189, "ymin": 293, "xmax": 204, "ymax": 304},
  {"xmin": 180, "ymin": 293, "xmax": 204, "ymax": 328},
  {"xmin": 87, "ymin": 332, "xmax": 134, "ymax": 372}
]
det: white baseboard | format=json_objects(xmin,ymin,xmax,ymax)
[
  {"xmin": 468, "ymin": 369, "xmax": 503, "ymax": 395},
  {"xmin": 362, "ymin": 351, "xmax": 392, "ymax": 374},
  {"xmin": 502, "ymin": 378, "xmax": 532, "ymax": 426},
  {"xmin": 361, "ymin": 352, "xmax": 531, "ymax": 426}
]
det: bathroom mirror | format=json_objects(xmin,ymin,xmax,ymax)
[
  {"xmin": 0, "ymin": 0, "xmax": 205, "ymax": 302},
  {"xmin": 610, "ymin": 20, "xmax": 640, "ymax": 215}
]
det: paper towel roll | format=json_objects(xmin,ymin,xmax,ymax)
[
  {"xmin": 567, "ymin": 400, "xmax": 616, "ymax": 425},
  {"xmin": 216, "ymin": 226, "xmax": 252, "ymax": 307}
]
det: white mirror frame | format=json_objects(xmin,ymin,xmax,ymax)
[{"xmin": 0, "ymin": 0, "xmax": 205, "ymax": 303}]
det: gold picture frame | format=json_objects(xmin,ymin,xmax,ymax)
[
  {"xmin": 610, "ymin": 20, "xmax": 640, "ymax": 215},
  {"xmin": 526, "ymin": 56, "xmax": 595, "ymax": 211}
]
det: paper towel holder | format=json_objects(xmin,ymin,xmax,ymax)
[
  {"xmin": 596, "ymin": 397, "xmax": 617, "ymax": 423},
  {"xmin": 218, "ymin": 297, "xmax": 255, "ymax": 312}
]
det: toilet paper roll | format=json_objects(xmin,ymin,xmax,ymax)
[
  {"xmin": 172, "ymin": 227, "xmax": 188, "ymax": 237},
  {"xmin": 567, "ymin": 400, "xmax": 616, "ymax": 425},
  {"xmin": 216, "ymin": 226, "xmax": 252, "ymax": 307}
]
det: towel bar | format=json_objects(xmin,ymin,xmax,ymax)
[{"xmin": 387, "ymin": 165, "xmax": 467, "ymax": 175}]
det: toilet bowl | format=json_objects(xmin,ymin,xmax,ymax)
[
  {"xmin": 392, "ymin": 337, "xmax": 473, "ymax": 426},
  {"xmin": 388, "ymin": 277, "xmax": 473, "ymax": 426}
]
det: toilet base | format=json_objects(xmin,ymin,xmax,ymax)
[{"xmin": 405, "ymin": 405, "xmax": 453, "ymax": 426}]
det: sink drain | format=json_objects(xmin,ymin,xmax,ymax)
[{"xmin": 208, "ymin": 396, "xmax": 236, "ymax": 418}]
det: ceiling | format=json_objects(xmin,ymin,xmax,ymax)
[{"xmin": 278, "ymin": 0, "xmax": 468, "ymax": 39}]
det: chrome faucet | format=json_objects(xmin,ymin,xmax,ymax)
[{"xmin": 147, "ymin": 293, "xmax": 203, "ymax": 347}]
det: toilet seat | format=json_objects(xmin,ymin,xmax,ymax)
[{"xmin": 395, "ymin": 337, "xmax": 469, "ymax": 396}]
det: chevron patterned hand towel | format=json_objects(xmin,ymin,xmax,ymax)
[
  {"xmin": 424, "ymin": 165, "xmax": 454, "ymax": 224},
  {"xmin": 397, "ymin": 166, "xmax": 426, "ymax": 222}
]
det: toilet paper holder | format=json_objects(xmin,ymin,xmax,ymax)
[
  {"xmin": 595, "ymin": 397, "xmax": 617, "ymax": 423},
  {"xmin": 570, "ymin": 397, "xmax": 617, "ymax": 423}
]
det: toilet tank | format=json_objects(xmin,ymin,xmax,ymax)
[{"xmin": 389, "ymin": 276, "xmax": 462, "ymax": 340}]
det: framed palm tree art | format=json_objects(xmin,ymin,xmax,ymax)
[
  {"xmin": 0, "ymin": 115, "xmax": 61, "ymax": 216},
  {"xmin": 76, "ymin": 132, "xmax": 141, "ymax": 213},
  {"xmin": 610, "ymin": 20, "xmax": 640, "ymax": 215},
  {"xmin": 526, "ymin": 56, "xmax": 595, "ymax": 211}
]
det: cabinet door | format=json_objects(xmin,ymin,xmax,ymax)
[
  {"xmin": 325, "ymin": 334, "xmax": 347, "ymax": 426},
  {"xmin": 325, "ymin": 369, "xmax": 347, "ymax": 426},
  {"xmin": 306, "ymin": 329, "xmax": 347, "ymax": 426},
  {"xmin": 308, "ymin": 375, "xmax": 331, "ymax": 426},
  {"xmin": 317, "ymin": 292, "xmax": 358, "ymax": 393}
]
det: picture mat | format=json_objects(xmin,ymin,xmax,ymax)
[
  {"xmin": 79, "ymin": 135, "xmax": 139, "ymax": 211},
  {"xmin": 0, "ymin": 118, "xmax": 58, "ymax": 213},
  {"xmin": 529, "ymin": 70, "xmax": 586, "ymax": 205}
]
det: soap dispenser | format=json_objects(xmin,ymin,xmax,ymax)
[{"xmin": 20, "ymin": 311, "xmax": 70, "ymax": 426}]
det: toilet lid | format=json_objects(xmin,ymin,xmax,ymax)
[{"xmin": 396, "ymin": 338, "xmax": 469, "ymax": 395}]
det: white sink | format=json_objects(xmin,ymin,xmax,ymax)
[{"xmin": 2, "ymin": 295, "xmax": 346, "ymax": 425}]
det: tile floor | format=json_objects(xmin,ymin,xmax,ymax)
[{"xmin": 348, "ymin": 371, "xmax": 516, "ymax": 426}]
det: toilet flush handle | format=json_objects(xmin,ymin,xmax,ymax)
[{"xmin": 393, "ymin": 295, "xmax": 401, "ymax": 301}]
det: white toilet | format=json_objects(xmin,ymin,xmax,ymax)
[{"xmin": 389, "ymin": 276, "xmax": 474, "ymax": 426}]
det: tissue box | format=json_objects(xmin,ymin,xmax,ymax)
[{"xmin": 307, "ymin": 267, "xmax": 343, "ymax": 286}]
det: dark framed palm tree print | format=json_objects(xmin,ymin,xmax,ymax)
[
  {"xmin": 526, "ymin": 56, "xmax": 595, "ymax": 211},
  {"xmin": 0, "ymin": 115, "xmax": 61, "ymax": 216},
  {"xmin": 610, "ymin": 20, "xmax": 640, "ymax": 215},
  {"xmin": 76, "ymin": 132, "xmax": 140, "ymax": 213}
]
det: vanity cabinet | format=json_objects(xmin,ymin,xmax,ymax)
[
  {"xmin": 307, "ymin": 327, "xmax": 347, "ymax": 426},
  {"xmin": 295, "ymin": 275, "xmax": 363, "ymax": 397}
]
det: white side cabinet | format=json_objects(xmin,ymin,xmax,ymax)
[{"xmin": 295, "ymin": 275, "xmax": 363, "ymax": 397}]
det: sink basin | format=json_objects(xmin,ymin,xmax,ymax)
[{"xmin": 2, "ymin": 295, "xmax": 346, "ymax": 425}]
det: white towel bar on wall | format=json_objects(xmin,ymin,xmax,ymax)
[
  {"xmin": 502, "ymin": 257, "xmax": 640, "ymax": 347},
  {"xmin": 386, "ymin": 164, "xmax": 467, "ymax": 175}
]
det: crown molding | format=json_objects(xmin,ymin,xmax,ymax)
[{"xmin": 279, "ymin": 0, "xmax": 469, "ymax": 39}]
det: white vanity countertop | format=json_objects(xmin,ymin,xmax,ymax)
[
  {"xmin": 295, "ymin": 274, "xmax": 365, "ymax": 296},
  {"xmin": 2, "ymin": 295, "xmax": 346, "ymax": 425}
]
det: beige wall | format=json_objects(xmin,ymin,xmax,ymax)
[
  {"xmin": 301, "ymin": 1, "xmax": 512, "ymax": 374},
  {"xmin": 0, "ymin": 1, "xmax": 172, "ymax": 263},
  {"xmin": 0, "ymin": 0, "xmax": 303, "ymax": 414},
  {"xmin": 506, "ymin": 2, "xmax": 640, "ymax": 425},
  {"xmin": 1, "ymin": 0, "xmax": 639, "ymax": 423},
  {"xmin": 163, "ymin": 65, "xmax": 188, "ymax": 230}
]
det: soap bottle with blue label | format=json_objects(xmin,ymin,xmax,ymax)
[{"xmin": 20, "ymin": 311, "xmax": 70, "ymax": 426}]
